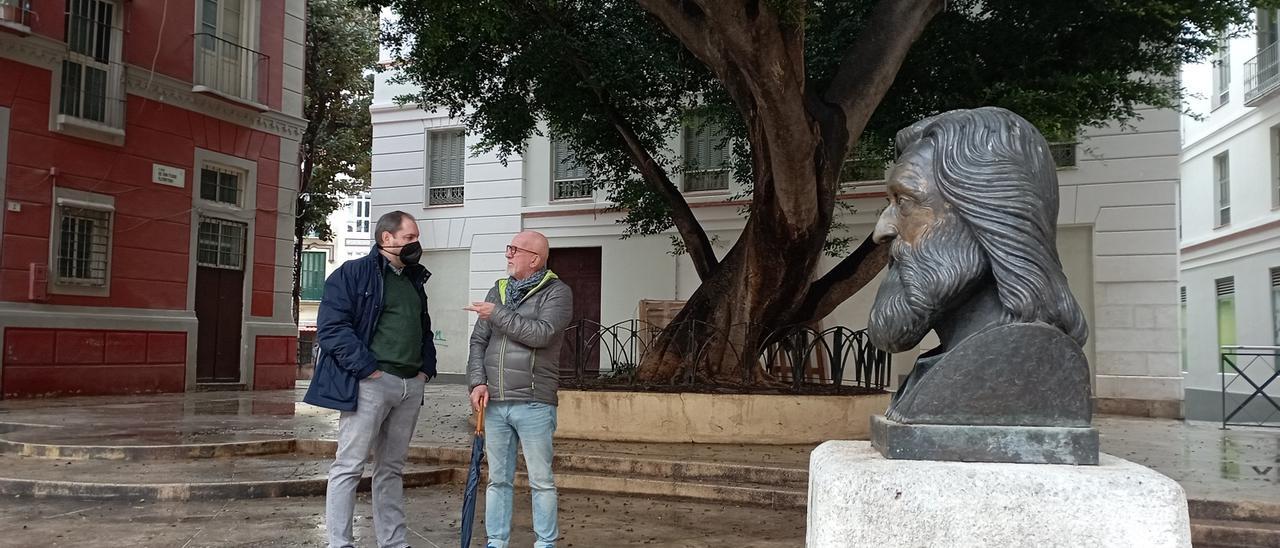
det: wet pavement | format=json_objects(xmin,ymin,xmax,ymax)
[
  {"xmin": 0, "ymin": 488, "xmax": 805, "ymax": 547},
  {"xmin": 0, "ymin": 380, "xmax": 1277, "ymax": 507}
]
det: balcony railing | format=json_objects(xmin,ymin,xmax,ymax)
[
  {"xmin": 0, "ymin": 0, "xmax": 33, "ymax": 32},
  {"xmin": 1245, "ymin": 41, "xmax": 1280, "ymax": 106},
  {"xmin": 428, "ymin": 185, "xmax": 465, "ymax": 206},
  {"xmin": 1049, "ymin": 141, "xmax": 1077, "ymax": 168},
  {"xmin": 552, "ymin": 178, "xmax": 592, "ymax": 201},
  {"xmin": 193, "ymin": 33, "xmax": 269, "ymax": 108}
]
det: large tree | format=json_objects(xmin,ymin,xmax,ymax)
[
  {"xmin": 370, "ymin": 0, "xmax": 1263, "ymax": 384},
  {"xmin": 294, "ymin": 0, "xmax": 379, "ymax": 323}
]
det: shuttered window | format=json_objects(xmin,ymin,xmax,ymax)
[
  {"xmin": 427, "ymin": 129, "xmax": 465, "ymax": 205},
  {"xmin": 300, "ymin": 251, "xmax": 326, "ymax": 301},
  {"xmin": 682, "ymin": 118, "xmax": 730, "ymax": 192},
  {"xmin": 1217, "ymin": 277, "xmax": 1236, "ymax": 372},
  {"xmin": 552, "ymin": 138, "xmax": 591, "ymax": 200}
]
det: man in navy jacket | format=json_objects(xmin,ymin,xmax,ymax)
[{"xmin": 304, "ymin": 210, "xmax": 437, "ymax": 548}]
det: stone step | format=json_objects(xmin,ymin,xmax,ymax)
[
  {"xmin": 0, "ymin": 436, "xmax": 296, "ymax": 461},
  {"xmin": 521, "ymin": 470, "xmax": 807, "ymax": 510},
  {"xmin": 1190, "ymin": 499, "xmax": 1280, "ymax": 525},
  {"xmin": 0, "ymin": 453, "xmax": 456, "ymax": 501},
  {"xmin": 1191, "ymin": 518, "xmax": 1280, "ymax": 548},
  {"xmin": 299, "ymin": 439, "xmax": 810, "ymax": 490}
]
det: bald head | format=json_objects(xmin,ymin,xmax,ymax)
[{"xmin": 506, "ymin": 230, "xmax": 550, "ymax": 279}]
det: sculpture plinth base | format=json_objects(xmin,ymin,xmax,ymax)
[
  {"xmin": 870, "ymin": 415, "xmax": 1099, "ymax": 465},
  {"xmin": 807, "ymin": 441, "xmax": 1190, "ymax": 547}
]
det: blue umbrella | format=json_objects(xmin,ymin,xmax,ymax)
[{"xmin": 460, "ymin": 404, "xmax": 485, "ymax": 548}]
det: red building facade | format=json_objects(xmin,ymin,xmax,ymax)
[{"xmin": 0, "ymin": 0, "xmax": 306, "ymax": 397}]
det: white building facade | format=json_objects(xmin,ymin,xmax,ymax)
[
  {"xmin": 1179, "ymin": 8, "xmax": 1280, "ymax": 422},
  {"xmin": 372, "ymin": 72, "xmax": 1183, "ymax": 416}
]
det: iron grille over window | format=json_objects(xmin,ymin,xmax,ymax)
[
  {"xmin": 197, "ymin": 218, "xmax": 247, "ymax": 270},
  {"xmin": 56, "ymin": 206, "xmax": 111, "ymax": 285},
  {"xmin": 200, "ymin": 165, "xmax": 243, "ymax": 206}
]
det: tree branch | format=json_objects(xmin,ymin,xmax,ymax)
[
  {"xmin": 822, "ymin": 0, "xmax": 944, "ymax": 152},
  {"xmin": 525, "ymin": 1, "xmax": 719, "ymax": 280},
  {"xmin": 798, "ymin": 228, "xmax": 890, "ymax": 322}
]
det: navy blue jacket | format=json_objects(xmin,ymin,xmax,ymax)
[{"xmin": 303, "ymin": 247, "xmax": 437, "ymax": 411}]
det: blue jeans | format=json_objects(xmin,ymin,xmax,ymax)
[{"xmin": 484, "ymin": 400, "xmax": 558, "ymax": 548}]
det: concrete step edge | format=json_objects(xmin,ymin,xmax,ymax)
[
  {"xmin": 0, "ymin": 437, "xmax": 298, "ymax": 461},
  {"xmin": 0, "ymin": 466, "xmax": 457, "ymax": 501}
]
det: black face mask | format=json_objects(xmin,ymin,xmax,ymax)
[{"xmin": 380, "ymin": 241, "xmax": 422, "ymax": 266}]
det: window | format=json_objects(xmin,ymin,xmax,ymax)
[
  {"xmin": 1272, "ymin": 127, "xmax": 1280, "ymax": 208},
  {"xmin": 1218, "ymin": 277, "xmax": 1237, "ymax": 371},
  {"xmin": 841, "ymin": 141, "xmax": 891, "ymax": 185},
  {"xmin": 551, "ymin": 139, "xmax": 591, "ymax": 201},
  {"xmin": 197, "ymin": 217, "xmax": 247, "ymax": 270},
  {"xmin": 50, "ymin": 188, "xmax": 114, "ymax": 294},
  {"xmin": 300, "ymin": 250, "xmax": 326, "ymax": 301},
  {"xmin": 1212, "ymin": 36, "xmax": 1230, "ymax": 109},
  {"xmin": 195, "ymin": 0, "xmax": 264, "ymax": 104},
  {"xmin": 1180, "ymin": 287, "xmax": 1188, "ymax": 373},
  {"xmin": 200, "ymin": 164, "xmax": 243, "ymax": 207},
  {"xmin": 57, "ymin": 0, "xmax": 124, "ymax": 135},
  {"xmin": 347, "ymin": 192, "xmax": 370, "ymax": 234},
  {"xmin": 1214, "ymin": 152, "xmax": 1230, "ymax": 226},
  {"xmin": 426, "ymin": 129, "xmax": 465, "ymax": 206},
  {"xmin": 1272, "ymin": 268, "xmax": 1280, "ymax": 346},
  {"xmin": 683, "ymin": 117, "xmax": 730, "ymax": 192}
]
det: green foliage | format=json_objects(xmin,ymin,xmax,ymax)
[
  {"xmin": 366, "ymin": 0, "xmax": 1264, "ymax": 243},
  {"xmin": 298, "ymin": 0, "xmax": 379, "ymax": 242}
]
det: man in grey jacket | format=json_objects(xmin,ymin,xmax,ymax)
[{"xmin": 464, "ymin": 230, "xmax": 573, "ymax": 548}]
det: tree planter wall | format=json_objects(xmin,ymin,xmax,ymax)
[{"xmin": 555, "ymin": 389, "xmax": 891, "ymax": 444}]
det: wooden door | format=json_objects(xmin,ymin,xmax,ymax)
[
  {"xmin": 546, "ymin": 247, "xmax": 602, "ymax": 378},
  {"xmin": 195, "ymin": 266, "xmax": 244, "ymax": 382}
]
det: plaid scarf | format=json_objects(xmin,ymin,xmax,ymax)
[{"xmin": 505, "ymin": 268, "xmax": 548, "ymax": 309}]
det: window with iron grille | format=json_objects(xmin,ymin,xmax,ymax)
[
  {"xmin": 59, "ymin": 0, "xmax": 123, "ymax": 129},
  {"xmin": 300, "ymin": 251, "xmax": 326, "ymax": 301},
  {"xmin": 200, "ymin": 164, "xmax": 243, "ymax": 206},
  {"xmin": 347, "ymin": 192, "xmax": 370, "ymax": 234},
  {"xmin": 552, "ymin": 139, "xmax": 591, "ymax": 201},
  {"xmin": 427, "ymin": 129, "xmax": 465, "ymax": 206},
  {"xmin": 197, "ymin": 217, "xmax": 247, "ymax": 270},
  {"xmin": 1214, "ymin": 152, "xmax": 1231, "ymax": 226},
  {"xmin": 1212, "ymin": 36, "xmax": 1230, "ymax": 109},
  {"xmin": 55, "ymin": 205, "xmax": 111, "ymax": 286},
  {"xmin": 682, "ymin": 117, "xmax": 730, "ymax": 192}
]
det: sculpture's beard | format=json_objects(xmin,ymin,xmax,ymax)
[{"xmin": 868, "ymin": 220, "xmax": 988, "ymax": 353}]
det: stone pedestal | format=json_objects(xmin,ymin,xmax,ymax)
[{"xmin": 807, "ymin": 441, "xmax": 1190, "ymax": 547}]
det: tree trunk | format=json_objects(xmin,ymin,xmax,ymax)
[{"xmin": 637, "ymin": 210, "xmax": 830, "ymax": 384}]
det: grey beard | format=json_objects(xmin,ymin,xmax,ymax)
[{"xmin": 868, "ymin": 223, "xmax": 987, "ymax": 353}]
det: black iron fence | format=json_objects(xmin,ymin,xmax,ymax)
[
  {"xmin": 1221, "ymin": 345, "xmax": 1280, "ymax": 428},
  {"xmin": 560, "ymin": 319, "xmax": 891, "ymax": 391}
]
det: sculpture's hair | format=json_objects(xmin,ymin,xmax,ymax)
[{"xmin": 894, "ymin": 107, "xmax": 1088, "ymax": 345}]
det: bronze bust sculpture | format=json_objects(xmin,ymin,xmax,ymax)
[{"xmin": 867, "ymin": 107, "xmax": 1098, "ymax": 465}]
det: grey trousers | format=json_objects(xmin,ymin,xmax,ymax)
[{"xmin": 326, "ymin": 373, "xmax": 425, "ymax": 548}]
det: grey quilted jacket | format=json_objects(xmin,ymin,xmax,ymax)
[{"xmin": 466, "ymin": 272, "xmax": 573, "ymax": 405}]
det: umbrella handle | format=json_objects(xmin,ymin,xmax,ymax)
[{"xmin": 476, "ymin": 402, "xmax": 485, "ymax": 434}]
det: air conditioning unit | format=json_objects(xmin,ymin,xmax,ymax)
[{"xmin": 28, "ymin": 263, "xmax": 48, "ymax": 302}]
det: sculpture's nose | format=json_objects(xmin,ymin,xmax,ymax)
[{"xmin": 873, "ymin": 208, "xmax": 898, "ymax": 244}]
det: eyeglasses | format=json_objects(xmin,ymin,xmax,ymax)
[{"xmin": 506, "ymin": 244, "xmax": 539, "ymax": 257}]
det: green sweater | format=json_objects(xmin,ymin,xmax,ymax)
[{"xmin": 369, "ymin": 265, "xmax": 423, "ymax": 378}]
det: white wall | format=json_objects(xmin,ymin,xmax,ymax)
[{"xmin": 1179, "ymin": 19, "xmax": 1280, "ymax": 420}]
